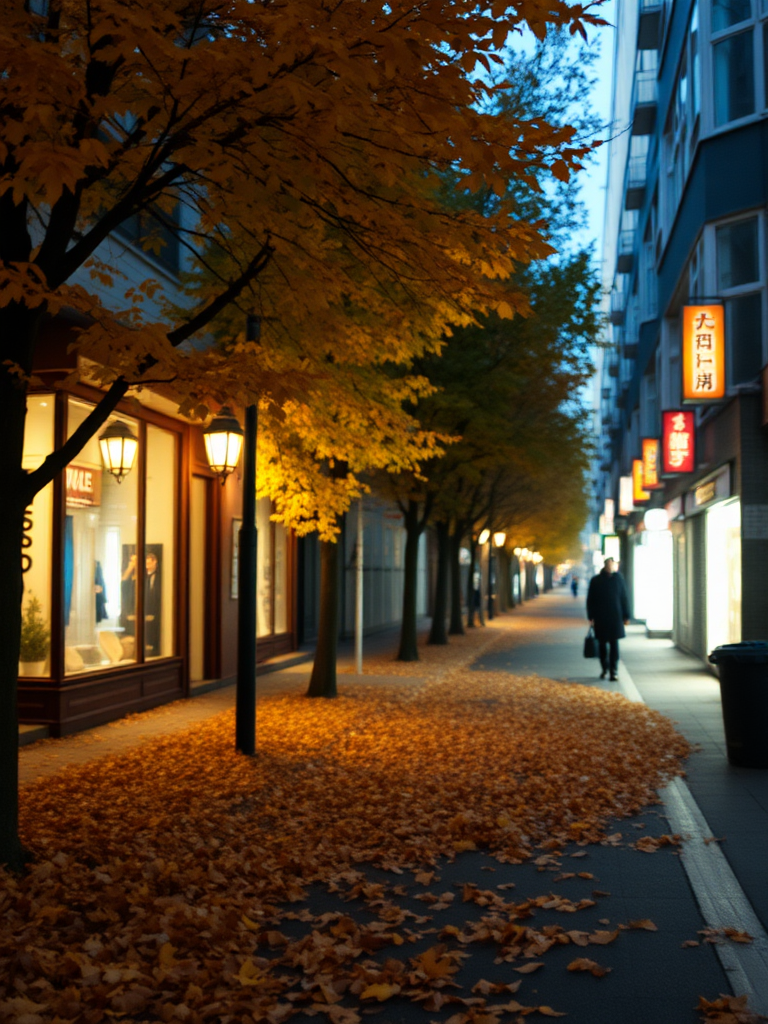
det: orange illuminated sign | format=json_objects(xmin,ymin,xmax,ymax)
[
  {"xmin": 632, "ymin": 458, "xmax": 650, "ymax": 504},
  {"xmin": 682, "ymin": 304, "xmax": 725, "ymax": 402},
  {"xmin": 641, "ymin": 438, "xmax": 662, "ymax": 489}
]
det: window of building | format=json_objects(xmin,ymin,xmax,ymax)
[
  {"xmin": 717, "ymin": 217, "xmax": 759, "ymax": 289},
  {"xmin": 114, "ymin": 203, "xmax": 181, "ymax": 274},
  {"xmin": 64, "ymin": 400, "xmax": 140, "ymax": 674},
  {"xmin": 726, "ymin": 292, "xmax": 763, "ymax": 384},
  {"xmin": 20, "ymin": 397, "xmax": 55, "ymax": 676},
  {"xmin": 661, "ymin": 5, "xmax": 700, "ymax": 230},
  {"xmin": 144, "ymin": 425, "xmax": 178, "ymax": 660},
  {"xmin": 713, "ymin": 0, "xmax": 752, "ymax": 32},
  {"xmin": 63, "ymin": 399, "xmax": 180, "ymax": 675},
  {"xmin": 714, "ymin": 30, "xmax": 755, "ymax": 124},
  {"xmin": 256, "ymin": 498, "xmax": 291, "ymax": 639}
]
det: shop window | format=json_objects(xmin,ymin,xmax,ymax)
[
  {"xmin": 20, "ymin": 397, "xmax": 55, "ymax": 676},
  {"xmin": 256, "ymin": 497, "xmax": 290, "ymax": 638},
  {"xmin": 257, "ymin": 497, "xmax": 273, "ymax": 637},
  {"xmin": 713, "ymin": 0, "xmax": 752, "ymax": 32},
  {"xmin": 706, "ymin": 500, "xmax": 741, "ymax": 652},
  {"xmin": 64, "ymin": 399, "xmax": 139, "ymax": 674},
  {"xmin": 726, "ymin": 292, "xmax": 763, "ymax": 384},
  {"xmin": 717, "ymin": 217, "xmax": 759, "ymax": 289},
  {"xmin": 144, "ymin": 425, "xmax": 177, "ymax": 659},
  {"xmin": 714, "ymin": 31, "xmax": 755, "ymax": 125}
]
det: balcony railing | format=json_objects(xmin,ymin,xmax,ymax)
[
  {"xmin": 632, "ymin": 69, "xmax": 658, "ymax": 135},
  {"xmin": 609, "ymin": 289, "xmax": 626, "ymax": 325},
  {"xmin": 617, "ymin": 229, "xmax": 635, "ymax": 274},
  {"xmin": 625, "ymin": 153, "xmax": 647, "ymax": 210}
]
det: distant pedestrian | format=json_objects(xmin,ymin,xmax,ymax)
[
  {"xmin": 571, "ymin": 574, "xmax": 579, "ymax": 598},
  {"xmin": 586, "ymin": 558, "xmax": 630, "ymax": 681}
]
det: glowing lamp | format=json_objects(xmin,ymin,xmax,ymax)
[
  {"xmin": 203, "ymin": 406, "xmax": 244, "ymax": 482},
  {"xmin": 644, "ymin": 508, "xmax": 669, "ymax": 532},
  {"xmin": 478, "ymin": 529, "xmax": 490, "ymax": 545},
  {"xmin": 99, "ymin": 420, "xmax": 138, "ymax": 484},
  {"xmin": 493, "ymin": 531, "xmax": 506, "ymax": 548}
]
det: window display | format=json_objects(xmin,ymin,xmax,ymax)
[
  {"xmin": 64, "ymin": 399, "xmax": 139, "ymax": 674},
  {"xmin": 257, "ymin": 497, "xmax": 273, "ymax": 637},
  {"xmin": 20, "ymin": 397, "xmax": 54, "ymax": 676}
]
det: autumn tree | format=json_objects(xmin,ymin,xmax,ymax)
[
  {"xmin": 0, "ymin": 0, "xmax": 605, "ymax": 869},
  {"xmin": 382, "ymin": 32, "xmax": 602, "ymax": 654}
]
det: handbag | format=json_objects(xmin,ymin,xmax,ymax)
[{"xmin": 583, "ymin": 625, "xmax": 597, "ymax": 659}]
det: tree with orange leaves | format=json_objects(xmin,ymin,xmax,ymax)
[{"xmin": 0, "ymin": 0, "xmax": 605, "ymax": 869}]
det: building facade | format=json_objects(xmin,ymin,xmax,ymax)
[{"xmin": 595, "ymin": 0, "xmax": 768, "ymax": 660}]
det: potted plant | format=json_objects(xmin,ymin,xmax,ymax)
[{"xmin": 19, "ymin": 593, "xmax": 50, "ymax": 676}]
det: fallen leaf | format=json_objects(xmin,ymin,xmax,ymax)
[
  {"xmin": 359, "ymin": 984, "xmax": 400, "ymax": 1002},
  {"xmin": 567, "ymin": 957, "xmax": 612, "ymax": 977},
  {"xmin": 513, "ymin": 962, "xmax": 544, "ymax": 974}
]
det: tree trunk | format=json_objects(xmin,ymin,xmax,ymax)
[
  {"xmin": 466, "ymin": 541, "xmax": 477, "ymax": 627},
  {"xmin": 397, "ymin": 501, "xmax": 422, "ymax": 661},
  {"xmin": 428, "ymin": 520, "xmax": 450, "ymax": 645},
  {"xmin": 0, "ymin": 305, "xmax": 37, "ymax": 872},
  {"xmin": 306, "ymin": 539, "xmax": 339, "ymax": 697},
  {"xmin": 448, "ymin": 526, "xmax": 465, "ymax": 635}
]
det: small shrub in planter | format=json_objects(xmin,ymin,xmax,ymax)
[{"xmin": 19, "ymin": 594, "xmax": 50, "ymax": 672}]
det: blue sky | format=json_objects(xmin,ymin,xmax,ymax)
[{"xmin": 577, "ymin": 0, "xmax": 616, "ymax": 261}]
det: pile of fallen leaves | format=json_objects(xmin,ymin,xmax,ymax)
[{"xmin": 3, "ymin": 665, "xmax": 696, "ymax": 1023}]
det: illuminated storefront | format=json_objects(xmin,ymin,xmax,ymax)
[{"xmin": 19, "ymin": 373, "xmax": 296, "ymax": 735}]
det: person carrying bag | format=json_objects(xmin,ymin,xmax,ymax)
[{"xmin": 586, "ymin": 557, "xmax": 631, "ymax": 681}]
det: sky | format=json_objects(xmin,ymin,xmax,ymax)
[{"xmin": 576, "ymin": 0, "xmax": 617, "ymax": 264}]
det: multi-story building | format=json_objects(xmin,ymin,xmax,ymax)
[{"xmin": 596, "ymin": 0, "xmax": 768, "ymax": 660}]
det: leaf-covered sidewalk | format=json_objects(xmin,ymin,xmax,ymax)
[{"xmin": 2, "ymin": 625, "xmax": 760, "ymax": 1023}]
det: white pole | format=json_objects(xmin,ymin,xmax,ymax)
[{"xmin": 355, "ymin": 498, "xmax": 364, "ymax": 674}]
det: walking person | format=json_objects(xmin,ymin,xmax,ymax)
[
  {"xmin": 570, "ymin": 574, "xmax": 579, "ymax": 598},
  {"xmin": 586, "ymin": 558, "xmax": 630, "ymax": 681}
]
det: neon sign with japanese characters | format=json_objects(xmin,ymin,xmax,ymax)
[
  {"xmin": 662, "ymin": 410, "xmax": 695, "ymax": 474},
  {"xmin": 632, "ymin": 458, "xmax": 650, "ymax": 504},
  {"xmin": 641, "ymin": 437, "xmax": 662, "ymax": 489},
  {"xmin": 682, "ymin": 304, "xmax": 725, "ymax": 402}
]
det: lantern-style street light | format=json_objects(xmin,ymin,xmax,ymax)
[
  {"xmin": 493, "ymin": 531, "xmax": 506, "ymax": 548},
  {"xmin": 478, "ymin": 529, "xmax": 490, "ymax": 545},
  {"xmin": 203, "ymin": 406, "xmax": 244, "ymax": 483},
  {"xmin": 99, "ymin": 420, "xmax": 138, "ymax": 483}
]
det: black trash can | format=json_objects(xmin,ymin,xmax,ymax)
[{"xmin": 708, "ymin": 642, "xmax": 768, "ymax": 768}]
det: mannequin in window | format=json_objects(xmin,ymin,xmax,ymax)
[{"xmin": 144, "ymin": 552, "xmax": 161, "ymax": 655}]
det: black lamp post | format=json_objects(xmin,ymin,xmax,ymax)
[
  {"xmin": 202, "ymin": 317, "xmax": 259, "ymax": 756},
  {"xmin": 236, "ymin": 317, "xmax": 260, "ymax": 757}
]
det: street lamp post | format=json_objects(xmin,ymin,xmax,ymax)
[
  {"xmin": 202, "ymin": 317, "xmax": 259, "ymax": 756},
  {"xmin": 236, "ymin": 402, "xmax": 257, "ymax": 756}
]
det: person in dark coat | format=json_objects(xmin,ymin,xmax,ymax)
[{"xmin": 586, "ymin": 558, "xmax": 630, "ymax": 681}]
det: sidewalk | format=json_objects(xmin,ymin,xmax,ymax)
[
  {"xmin": 477, "ymin": 588, "xmax": 768, "ymax": 1012},
  {"xmin": 14, "ymin": 593, "xmax": 768, "ymax": 1021}
]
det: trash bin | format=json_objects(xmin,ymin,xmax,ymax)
[{"xmin": 708, "ymin": 642, "xmax": 768, "ymax": 768}]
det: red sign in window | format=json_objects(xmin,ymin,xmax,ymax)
[{"xmin": 662, "ymin": 410, "xmax": 695, "ymax": 474}]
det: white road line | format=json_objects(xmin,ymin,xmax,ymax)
[{"xmin": 617, "ymin": 661, "xmax": 768, "ymax": 1013}]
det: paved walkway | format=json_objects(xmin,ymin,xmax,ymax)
[
  {"xmin": 477, "ymin": 588, "xmax": 768, "ymax": 1013},
  {"xmin": 16, "ymin": 591, "xmax": 768, "ymax": 1020}
]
